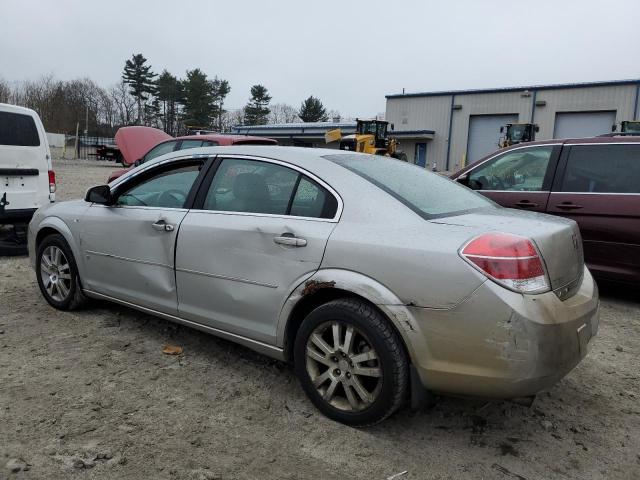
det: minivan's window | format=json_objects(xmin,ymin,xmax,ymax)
[
  {"xmin": 116, "ymin": 163, "xmax": 201, "ymax": 208},
  {"xmin": 203, "ymin": 158, "xmax": 338, "ymax": 218},
  {"xmin": 0, "ymin": 111, "xmax": 40, "ymax": 147},
  {"xmin": 325, "ymin": 153, "xmax": 493, "ymax": 219},
  {"xmin": 467, "ymin": 146, "xmax": 554, "ymax": 191},
  {"xmin": 561, "ymin": 145, "xmax": 640, "ymax": 193}
]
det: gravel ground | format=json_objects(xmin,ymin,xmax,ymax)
[{"xmin": 0, "ymin": 158, "xmax": 639, "ymax": 480}]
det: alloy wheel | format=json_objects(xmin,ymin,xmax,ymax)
[
  {"xmin": 40, "ymin": 245, "xmax": 72, "ymax": 302},
  {"xmin": 305, "ymin": 321, "xmax": 383, "ymax": 412}
]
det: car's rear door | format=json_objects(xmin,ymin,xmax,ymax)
[
  {"xmin": 79, "ymin": 157, "xmax": 209, "ymax": 313},
  {"xmin": 175, "ymin": 155, "xmax": 340, "ymax": 345},
  {"xmin": 547, "ymin": 143, "xmax": 640, "ymax": 282},
  {"xmin": 0, "ymin": 110, "xmax": 50, "ymax": 216},
  {"xmin": 463, "ymin": 145, "xmax": 560, "ymax": 212}
]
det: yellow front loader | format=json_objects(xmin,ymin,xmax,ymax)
[{"xmin": 326, "ymin": 119, "xmax": 407, "ymax": 161}]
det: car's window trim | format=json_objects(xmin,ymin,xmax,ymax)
[
  {"xmin": 190, "ymin": 154, "xmax": 343, "ymax": 222},
  {"xmin": 466, "ymin": 144, "xmax": 561, "ymax": 193}
]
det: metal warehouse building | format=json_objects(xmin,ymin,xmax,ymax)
[{"xmin": 385, "ymin": 79, "xmax": 640, "ymax": 171}]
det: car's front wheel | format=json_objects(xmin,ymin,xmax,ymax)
[
  {"xmin": 294, "ymin": 298, "xmax": 408, "ymax": 426},
  {"xmin": 36, "ymin": 234, "xmax": 87, "ymax": 310}
]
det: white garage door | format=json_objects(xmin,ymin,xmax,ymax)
[
  {"xmin": 467, "ymin": 114, "xmax": 518, "ymax": 162},
  {"xmin": 553, "ymin": 111, "xmax": 616, "ymax": 139}
]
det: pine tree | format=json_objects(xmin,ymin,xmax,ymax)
[
  {"xmin": 122, "ymin": 53, "xmax": 157, "ymax": 124},
  {"xmin": 181, "ymin": 69, "xmax": 216, "ymax": 129},
  {"xmin": 298, "ymin": 96, "xmax": 328, "ymax": 122},
  {"xmin": 243, "ymin": 85, "xmax": 271, "ymax": 125},
  {"xmin": 156, "ymin": 70, "xmax": 182, "ymax": 135},
  {"xmin": 211, "ymin": 77, "xmax": 231, "ymax": 132}
]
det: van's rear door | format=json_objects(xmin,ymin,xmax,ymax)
[{"xmin": 0, "ymin": 109, "xmax": 50, "ymax": 214}]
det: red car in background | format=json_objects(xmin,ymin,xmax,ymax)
[
  {"xmin": 450, "ymin": 135, "xmax": 640, "ymax": 285},
  {"xmin": 108, "ymin": 126, "xmax": 277, "ymax": 182}
]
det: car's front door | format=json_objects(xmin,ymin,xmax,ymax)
[
  {"xmin": 547, "ymin": 143, "xmax": 640, "ymax": 282},
  {"xmin": 80, "ymin": 158, "xmax": 207, "ymax": 313},
  {"xmin": 176, "ymin": 156, "xmax": 340, "ymax": 344},
  {"xmin": 463, "ymin": 145, "xmax": 560, "ymax": 212}
]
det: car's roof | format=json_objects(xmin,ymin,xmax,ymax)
[{"xmin": 0, "ymin": 102, "xmax": 38, "ymax": 116}]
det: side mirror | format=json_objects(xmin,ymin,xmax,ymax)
[
  {"xmin": 611, "ymin": 124, "xmax": 617, "ymax": 132},
  {"xmin": 133, "ymin": 158, "xmax": 143, "ymax": 167},
  {"xmin": 85, "ymin": 185, "xmax": 113, "ymax": 205},
  {"xmin": 499, "ymin": 126, "xmax": 504, "ymax": 133},
  {"xmin": 534, "ymin": 125, "xmax": 540, "ymax": 132},
  {"xmin": 390, "ymin": 123, "xmax": 395, "ymax": 131}
]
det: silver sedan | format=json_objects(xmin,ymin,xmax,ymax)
[{"xmin": 29, "ymin": 146, "xmax": 599, "ymax": 426}]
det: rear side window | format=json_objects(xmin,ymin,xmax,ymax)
[
  {"xmin": 202, "ymin": 158, "xmax": 338, "ymax": 218},
  {"xmin": 178, "ymin": 140, "xmax": 204, "ymax": 150},
  {"xmin": 560, "ymin": 145, "xmax": 640, "ymax": 193},
  {"xmin": 0, "ymin": 111, "xmax": 40, "ymax": 147},
  {"xmin": 325, "ymin": 153, "xmax": 494, "ymax": 219}
]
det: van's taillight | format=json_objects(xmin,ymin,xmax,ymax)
[
  {"xmin": 48, "ymin": 170, "xmax": 56, "ymax": 193},
  {"xmin": 460, "ymin": 233, "xmax": 550, "ymax": 293}
]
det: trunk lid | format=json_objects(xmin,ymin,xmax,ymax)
[{"xmin": 433, "ymin": 207, "xmax": 584, "ymax": 292}]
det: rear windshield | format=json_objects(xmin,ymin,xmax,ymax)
[
  {"xmin": 0, "ymin": 111, "xmax": 40, "ymax": 147},
  {"xmin": 325, "ymin": 153, "xmax": 495, "ymax": 219}
]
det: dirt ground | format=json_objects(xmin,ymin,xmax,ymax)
[{"xmin": 1, "ymin": 158, "xmax": 639, "ymax": 480}]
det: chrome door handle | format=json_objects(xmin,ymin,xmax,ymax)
[
  {"xmin": 152, "ymin": 220, "xmax": 175, "ymax": 232},
  {"xmin": 515, "ymin": 200, "xmax": 539, "ymax": 208},
  {"xmin": 274, "ymin": 235, "xmax": 307, "ymax": 247},
  {"xmin": 555, "ymin": 203, "xmax": 583, "ymax": 210}
]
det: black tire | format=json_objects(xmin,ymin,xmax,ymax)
[
  {"xmin": 294, "ymin": 298, "xmax": 408, "ymax": 426},
  {"xmin": 35, "ymin": 233, "xmax": 88, "ymax": 310}
]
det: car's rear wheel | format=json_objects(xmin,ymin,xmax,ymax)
[
  {"xmin": 294, "ymin": 298, "xmax": 408, "ymax": 426},
  {"xmin": 36, "ymin": 234, "xmax": 87, "ymax": 310}
]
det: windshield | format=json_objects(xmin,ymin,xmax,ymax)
[
  {"xmin": 509, "ymin": 125, "xmax": 527, "ymax": 141},
  {"xmin": 325, "ymin": 154, "xmax": 495, "ymax": 219}
]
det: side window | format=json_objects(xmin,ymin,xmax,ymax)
[
  {"xmin": 144, "ymin": 141, "xmax": 178, "ymax": 162},
  {"xmin": 202, "ymin": 140, "xmax": 219, "ymax": 147},
  {"xmin": 202, "ymin": 158, "xmax": 338, "ymax": 218},
  {"xmin": 178, "ymin": 140, "xmax": 203, "ymax": 150},
  {"xmin": 560, "ymin": 145, "xmax": 640, "ymax": 193},
  {"xmin": 116, "ymin": 163, "xmax": 202, "ymax": 208},
  {"xmin": 468, "ymin": 146, "xmax": 554, "ymax": 191},
  {"xmin": 0, "ymin": 111, "xmax": 40, "ymax": 146},
  {"xmin": 204, "ymin": 158, "xmax": 299, "ymax": 214},
  {"xmin": 290, "ymin": 177, "xmax": 338, "ymax": 219}
]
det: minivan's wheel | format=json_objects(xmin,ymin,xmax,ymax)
[
  {"xmin": 36, "ymin": 234, "xmax": 87, "ymax": 310},
  {"xmin": 294, "ymin": 298, "xmax": 408, "ymax": 426}
]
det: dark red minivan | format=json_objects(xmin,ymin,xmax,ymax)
[{"xmin": 451, "ymin": 136, "xmax": 640, "ymax": 285}]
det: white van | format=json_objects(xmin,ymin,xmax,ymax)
[{"xmin": 0, "ymin": 103, "xmax": 55, "ymax": 254}]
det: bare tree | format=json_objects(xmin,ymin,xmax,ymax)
[
  {"xmin": 0, "ymin": 77, "xmax": 12, "ymax": 104},
  {"xmin": 269, "ymin": 103, "xmax": 300, "ymax": 124}
]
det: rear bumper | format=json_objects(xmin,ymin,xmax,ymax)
[
  {"xmin": 0, "ymin": 208, "xmax": 37, "ymax": 225},
  {"xmin": 399, "ymin": 267, "xmax": 599, "ymax": 399}
]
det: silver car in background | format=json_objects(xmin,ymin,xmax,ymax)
[{"xmin": 28, "ymin": 146, "xmax": 599, "ymax": 426}]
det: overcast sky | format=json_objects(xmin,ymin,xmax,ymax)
[{"xmin": 1, "ymin": 0, "xmax": 638, "ymax": 118}]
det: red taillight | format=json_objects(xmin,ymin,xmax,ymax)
[
  {"xmin": 460, "ymin": 233, "xmax": 549, "ymax": 293},
  {"xmin": 48, "ymin": 170, "xmax": 56, "ymax": 193}
]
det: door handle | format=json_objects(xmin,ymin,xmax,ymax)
[
  {"xmin": 515, "ymin": 200, "xmax": 539, "ymax": 208},
  {"xmin": 555, "ymin": 203, "xmax": 583, "ymax": 210},
  {"xmin": 152, "ymin": 220, "xmax": 175, "ymax": 232},
  {"xmin": 274, "ymin": 234, "xmax": 307, "ymax": 247}
]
